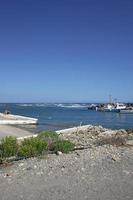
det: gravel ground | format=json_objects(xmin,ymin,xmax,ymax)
[{"xmin": 0, "ymin": 145, "xmax": 133, "ymax": 200}]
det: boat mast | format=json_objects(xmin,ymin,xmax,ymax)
[{"xmin": 109, "ymin": 95, "xmax": 112, "ymax": 104}]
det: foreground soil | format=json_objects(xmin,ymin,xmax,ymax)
[{"xmin": 0, "ymin": 145, "xmax": 133, "ymax": 200}]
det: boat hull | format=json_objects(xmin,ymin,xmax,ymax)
[
  {"xmin": 120, "ymin": 110, "xmax": 133, "ymax": 114},
  {"xmin": 96, "ymin": 108, "xmax": 120, "ymax": 112},
  {"xmin": 104, "ymin": 109, "xmax": 120, "ymax": 112}
]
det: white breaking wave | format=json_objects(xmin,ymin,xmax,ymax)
[
  {"xmin": 19, "ymin": 104, "xmax": 34, "ymax": 107},
  {"xmin": 56, "ymin": 104, "xmax": 88, "ymax": 108},
  {"xmin": 18, "ymin": 103, "xmax": 88, "ymax": 108},
  {"xmin": 18, "ymin": 103, "xmax": 52, "ymax": 107},
  {"xmin": 35, "ymin": 104, "xmax": 47, "ymax": 107}
]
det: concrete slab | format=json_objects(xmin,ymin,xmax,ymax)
[
  {"xmin": 0, "ymin": 113, "xmax": 38, "ymax": 125},
  {"xmin": 0, "ymin": 125, "xmax": 33, "ymax": 139}
]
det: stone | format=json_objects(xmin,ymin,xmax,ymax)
[
  {"xmin": 26, "ymin": 167, "xmax": 32, "ymax": 171},
  {"xmin": 56, "ymin": 151, "xmax": 63, "ymax": 155},
  {"xmin": 111, "ymin": 155, "xmax": 120, "ymax": 161},
  {"xmin": 126, "ymin": 140, "xmax": 133, "ymax": 146},
  {"xmin": 19, "ymin": 163, "xmax": 24, "ymax": 167}
]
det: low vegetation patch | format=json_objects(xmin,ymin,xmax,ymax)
[
  {"xmin": 0, "ymin": 131, "xmax": 75, "ymax": 164},
  {"xmin": 0, "ymin": 136, "xmax": 18, "ymax": 160},
  {"xmin": 37, "ymin": 131, "xmax": 59, "ymax": 150},
  {"xmin": 51, "ymin": 140, "xmax": 75, "ymax": 153},
  {"xmin": 38, "ymin": 131, "xmax": 58, "ymax": 142},
  {"xmin": 18, "ymin": 137, "xmax": 48, "ymax": 158}
]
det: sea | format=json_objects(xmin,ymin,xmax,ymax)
[{"xmin": 0, "ymin": 103, "xmax": 133, "ymax": 132}]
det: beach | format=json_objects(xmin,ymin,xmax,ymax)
[{"xmin": 0, "ymin": 125, "xmax": 133, "ymax": 200}]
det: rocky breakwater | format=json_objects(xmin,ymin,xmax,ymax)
[{"xmin": 58, "ymin": 125, "xmax": 133, "ymax": 148}]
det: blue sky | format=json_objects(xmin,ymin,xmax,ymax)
[{"xmin": 0, "ymin": 0, "xmax": 133, "ymax": 102}]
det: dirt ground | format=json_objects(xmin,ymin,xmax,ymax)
[{"xmin": 0, "ymin": 145, "xmax": 133, "ymax": 200}]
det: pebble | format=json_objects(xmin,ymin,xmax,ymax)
[
  {"xmin": 26, "ymin": 167, "xmax": 32, "ymax": 171},
  {"xmin": 19, "ymin": 163, "xmax": 24, "ymax": 167},
  {"xmin": 4, "ymin": 173, "xmax": 12, "ymax": 178},
  {"xmin": 56, "ymin": 151, "xmax": 63, "ymax": 155},
  {"xmin": 36, "ymin": 171, "xmax": 43, "ymax": 175},
  {"xmin": 81, "ymin": 167, "xmax": 85, "ymax": 172}
]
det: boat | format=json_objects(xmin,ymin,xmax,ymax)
[
  {"xmin": 97, "ymin": 103, "xmax": 126, "ymax": 112},
  {"xmin": 120, "ymin": 108, "xmax": 133, "ymax": 114},
  {"xmin": 115, "ymin": 103, "xmax": 126, "ymax": 110}
]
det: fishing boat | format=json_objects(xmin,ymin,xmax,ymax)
[
  {"xmin": 120, "ymin": 108, "xmax": 133, "ymax": 114},
  {"xmin": 96, "ymin": 103, "xmax": 126, "ymax": 112}
]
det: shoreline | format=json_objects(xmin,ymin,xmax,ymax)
[{"xmin": 0, "ymin": 123, "xmax": 133, "ymax": 140}]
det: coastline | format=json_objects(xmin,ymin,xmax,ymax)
[{"xmin": 0, "ymin": 124, "xmax": 133, "ymax": 144}]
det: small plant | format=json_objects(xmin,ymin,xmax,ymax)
[
  {"xmin": 38, "ymin": 131, "xmax": 58, "ymax": 141},
  {"xmin": 38, "ymin": 131, "xmax": 58, "ymax": 149},
  {"xmin": 0, "ymin": 136, "xmax": 18, "ymax": 159},
  {"xmin": 52, "ymin": 140, "xmax": 75, "ymax": 153},
  {"xmin": 18, "ymin": 137, "xmax": 48, "ymax": 158}
]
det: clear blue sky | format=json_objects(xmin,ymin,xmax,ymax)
[{"xmin": 0, "ymin": 0, "xmax": 133, "ymax": 103}]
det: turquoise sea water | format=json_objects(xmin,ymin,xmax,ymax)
[{"xmin": 0, "ymin": 103, "xmax": 133, "ymax": 132}]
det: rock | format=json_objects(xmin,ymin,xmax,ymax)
[
  {"xmin": 36, "ymin": 171, "xmax": 44, "ymax": 176},
  {"xmin": 26, "ymin": 167, "xmax": 32, "ymax": 171},
  {"xmin": 97, "ymin": 129, "xmax": 128, "ymax": 146},
  {"xmin": 20, "ymin": 195, "xmax": 24, "ymax": 199},
  {"xmin": 99, "ymin": 130, "xmax": 115, "ymax": 138},
  {"xmin": 111, "ymin": 155, "xmax": 120, "ymax": 161},
  {"xmin": 59, "ymin": 125, "xmax": 130, "ymax": 147},
  {"xmin": 4, "ymin": 173, "xmax": 12, "ymax": 178},
  {"xmin": 75, "ymin": 151, "xmax": 80, "ymax": 157},
  {"xmin": 19, "ymin": 163, "xmax": 24, "ymax": 167},
  {"xmin": 56, "ymin": 151, "xmax": 63, "ymax": 155},
  {"xmin": 126, "ymin": 140, "xmax": 133, "ymax": 146},
  {"xmin": 81, "ymin": 167, "xmax": 85, "ymax": 172},
  {"xmin": 123, "ymin": 170, "xmax": 130, "ymax": 175}
]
